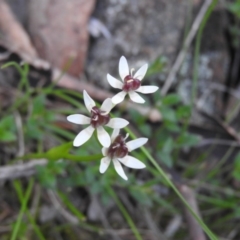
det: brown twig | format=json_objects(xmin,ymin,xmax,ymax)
[
  {"xmin": 47, "ymin": 190, "xmax": 79, "ymax": 224},
  {"xmin": 177, "ymin": 184, "xmax": 206, "ymax": 240},
  {"xmin": 161, "ymin": 0, "xmax": 213, "ymax": 96},
  {"xmin": 143, "ymin": 207, "xmax": 168, "ymax": 240},
  {"xmin": 198, "ymin": 109, "xmax": 240, "ymax": 144},
  {"xmin": 0, "ymin": 159, "xmax": 47, "ymax": 180},
  {"xmin": 198, "ymin": 138, "xmax": 240, "ymax": 147},
  {"xmin": 14, "ymin": 111, "xmax": 25, "ymax": 157},
  {"xmin": 164, "ymin": 215, "xmax": 182, "ymax": 238}
]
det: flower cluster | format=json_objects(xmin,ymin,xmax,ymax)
[{"xmin": 67, "ymin": 56, "xmax": 158, "ymax": 180}]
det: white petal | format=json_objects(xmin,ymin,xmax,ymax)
[
  {"xmin": 99, "ymin": 156, "xmax": 111, "ymax": 173},
  {"xmin": 129, "ymin": 91, "xmax": 145, "ymax": 103},
  {"xmin": 119, "ymin": 56, "xmax": 129, "ymax": 81},
  {"xmin": 126, "ymin": 138, "xmax": 148, "ymax": 152},
  {"xmin": 111, "ymin": 129, "xmax": 120, "ymax": 141},
  {"xmin": 83, "ymin": 90, "xmax": 96, "ymax": 112},
  {"xmin": 73, "ymin": 125, "xmax": 95, "ymax": 147},
  {"xmin": 67, "ymin": 114, "xmax": 91, "ymax": 125},
  {"xmin": 100, "ymin": 98, "xmax": 114, "ymax": 113},
  {"xmin": 136, "ymin": 86, "xmax": 159, "ymax": 94},
  {"xmin": 113, "ymin": 159, "xmax": 128, "ymax": 180},
  {"xmin": 118, "ymin": 155, "xmax": 146, "ymax": 169},
  {"xmin": 97, "ymin": 126, "xmax": 111, "ymax": 147},
  {"xmin": 107, "ymin": 74, "xmax": 123, "ymax": 89},
  {"xmin": 102, "ymin": 147, "xmax": 108, "ymax": 156},
  {"xmin": 106, "ymin": 118, "xmax": 129, "ymax": 129},
  {"xmin": 133, "ymin": 63, "xmax": 148, "ymax": 81},
  {"xmin": 111, "ymin": 91, "xmax": 127, "ymax": 104}
]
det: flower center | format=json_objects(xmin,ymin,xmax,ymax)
[
  {"xmin": 90, "ymin": 106, "xmax": 110, "ymax": 128},
  {"xmin": 107, "ymin": 134, "xmax": 128, "ymax": 159},
  {"xmin": 122, "ymin": 74, "xmax": 141, "ymax": 92}
]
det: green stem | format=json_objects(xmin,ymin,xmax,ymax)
[
  {"xmin": 11, "ymin": 178, "xmax": 35, "ymax": 240},
  {"xmin": 14, "ymin": 181, "xmax": 46, "ymax": 240},
  {"xmin": 64, "ymin": 154, "xmax": 102, "ymax": 161},
  {"xmin": 19, "ymin": 152, "xmax": 102, "ymax": 162},
  {"xmin": 58, "ymin": 191, "xmax": 86, "ymax": 221}
]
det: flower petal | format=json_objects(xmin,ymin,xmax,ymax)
[
  {"xmin": 67, "ymin": 114, "xmax": 91, "ymax": 125},
  {"xmin": 126, "ymin": 138, "xmax": 148, "ymax": 152},
  {"xmin": 111, "ymin": 91, "xmax": 127, "ymax": 104},
  {"xmin": 106, "ymin": 118, "xmax": 129, "ymax": 129},
  {"xmin": 136, "ymin": 86, "xmax": 159, "ymax": 94},
  {"xmin": 113, "ymin": 159, "xmax": 128, "ymax": 180},
  {"xmin": 73, "ymin": 125, "xmax": 95, "ymax": 147},
  {"xmin": 107, "ymin": 74, "xmax": 123, "ymax": 89},
  {"xmin": 83, "ymin": 90, "xmax": 96, "ymax": 112},
  {"xmin": 97, "ymin": 126, "xmax": 111, "ymax": 147},
  {"xmin": 100, "ymin": 98, "xmax": 114, "ymax": 113},
  {"xmin": 134, "ymin": 63, "xmax": 148, "ymax": 81},
  {"xmin": 102, "ymin": 147, "xmax": 108, "ymax": 156},
  {"xmin": 99, "ymin": 156, "xmax": 111, "ymax": 173},
  {"xmin": 111, "ymin": 128, "xmax": 120, "ymax": 141},
  {"xmin": 129, "ymin": 91, "xmax": 145, "ymax": 103},
  {"xmin": 118, "ymin": 155, "xmax": 146, "ymax": 169},
  {"xmin": 119, "ymin": 56, "xmax": 129, "ymax": 81}
]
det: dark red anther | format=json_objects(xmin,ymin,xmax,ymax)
[
  {"xmin": 107, "ymin": 135, "xmax": 128, "ymax": 159},
  {"xmin": 122, "ymin": 75, "xmax": 141, "ymax": 92},
  {"xmin": 90, "ymin": 106, "xmax": 110, "ymax": 128}
]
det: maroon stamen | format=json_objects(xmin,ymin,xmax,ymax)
[
  {"xmin": 122, "ymin": 75, "xmax": 141, "ymax": 92},
  {"xmin": 90, "ymin": 106, "xmax": 110, "ymax": 128},
  {"xmin": 107, "ymin": 135, "xmax": 128, "ymax": 159}
]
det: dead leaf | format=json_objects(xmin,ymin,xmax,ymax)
[{"xmin": 28, "ymin": 0, "xmax": 96, "ymax": 76}]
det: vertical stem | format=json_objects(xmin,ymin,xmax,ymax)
[{"xmin": 10, "ymin": 178, "xmax": 34, "ymax": 240}]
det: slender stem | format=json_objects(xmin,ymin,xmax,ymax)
[
  {"xmin": 58, "ymin": 191, "xmax": 86, "ymax": 221},
  {"xmin": 10, "ymin": 178, "xmax": 34, "ymax": 240},
  {"xmin": 64, "ymin": 154, "xmax": 102, "ymax": 161},
  {"xmin": 14, "ymin": 181, "xmax": 46, "ymax": 240}
]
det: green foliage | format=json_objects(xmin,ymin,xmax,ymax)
[
  {"xmin": 176, "ymin": 105, "xmax": 191, "ymax": 119},
  {"xmin": 160, "ymin": 105, "xmax": 177, "ymax": 122},
  {"xmin": 157, "ymin": 94, "xmax": 198, "ymax": 167},
  {"xmin": 11, "ymin": 221, "xmax": 28, "ymax": 239},
  {"xmin": 37, "ymin": 161, "xmax": 67, "ymax": 189},
  {"xmin": 25, "ymin": 94, "xmax": 55, "ymax": 141},
  {"xmin": 233, "ymin": 153, "xmax": 240, "ymax": 180},
  {"xmin": 46, "ymin": 142, "xmax": 72, "ymax": 160},
  {"xmin": 176, "ymin": 132, "xmax": 200, "ymax": 148},
  {"xmin": 128, "ymin": 109, "xmax": 152, "ymax": 137},
  {"xmin": 0, "ymin": 115, "xmax": 16, "ymax": 142},
  {"xmin": 129, "ymin": 186, "xmax": 153, "ymax": 207},
  {"xmin": 228, "ymin": 0, "xmax": 240, "ymax": 18},
  {"xmin": 227, "ymin": 1, "xmax": 240, "ymax": 48},
  {"xmin": 146, "ymin": 56, "xmax": 167, "ymax": 77},
  {"xmin": 161, "ymin": 94, "xmax": 181, "ymax": 106}
]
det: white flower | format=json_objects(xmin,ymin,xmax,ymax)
[
  {"xmin": 99, "ymin": 129, "xmax": 147, "ymax": 180},
  {"xmin": 67, "ymin": 90, "xmax": 129, "ymax": 148},
  {"xmin": 107, "ymin": 56, "xmax": 159, "ymax": 104}
]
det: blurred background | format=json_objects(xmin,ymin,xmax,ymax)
[{"xmin": 0, "ymin": 0, "xmax": 240, "ymax": 239}]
